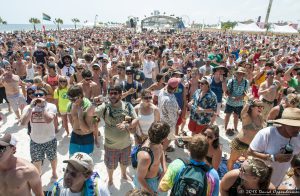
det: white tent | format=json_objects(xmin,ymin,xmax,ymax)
[
  {"xmin": 270, "ymin": 24, "xmax": 298, "ymax": 34},
  {"xmin": 233, "ymin": 22, "xmax": 266, "ymax": 32}
]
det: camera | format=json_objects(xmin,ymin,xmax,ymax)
[{"xmin": 282, "ymin": 143, "xmax": 294, "ymax": 154}]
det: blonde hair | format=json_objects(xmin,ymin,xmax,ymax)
[
  {"xmin": 58, "ymin": 76, "xmax": 69, "ymax": 90},
  {"xmin": 286, "ymin": 93, "xmax": 300, "ymax": 107}
]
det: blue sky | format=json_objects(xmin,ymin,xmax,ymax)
[{"xmin": 2, "ymin": 0, "xmax": 300, "ymax": 24}]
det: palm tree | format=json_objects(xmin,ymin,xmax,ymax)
[
  {"xmin": 71, "ymin": 18, "xmax": 80, "ymax": 29},
  {"xmin": 55, "ymin": 18, "xmax": 63, "ymax": 31},
  {"xmin": 29, "ymin": 18, "xmax": 41, "ymax": 31},
  {"xmin": 0, "ymin": 17, "xmax": 7, "ymax": 25}
]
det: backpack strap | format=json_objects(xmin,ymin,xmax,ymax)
[{"xmin": 138, "ymin": 147, "xmax": 154, "ymax": 170}]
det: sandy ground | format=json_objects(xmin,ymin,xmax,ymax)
[{"xmin": 0, "ymin": 101, "xmax": 241, "ymax": 196}]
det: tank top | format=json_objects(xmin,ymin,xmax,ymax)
[
  {"xmin": 174, "ymin": 82, "xmax": 184, "ymax": 109},
  {"xmin": 26, "ymin": 66, "xmax": 35, "ymax": 80},
  {"xmin": 46, "ymin": 74, "xmax": 59, "ymax": 88},
  {"xmin": 137, "ymin": 107, "xmax": 155, "ymax": 135},
  {"xmin": 210, "ymin": 76, "xmax": 223, "ymax": 103}
]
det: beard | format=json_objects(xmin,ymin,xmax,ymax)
[{"xmin": 109, "ymin": 96, "xmax": 121, "ymax": 104}]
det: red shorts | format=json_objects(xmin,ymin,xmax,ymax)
[
  {"xmin": 252, "ymin": 85, "xmax": 259, "ymax": 99},
  {"xmin": 176, "ymin": 116, "xmax": 183, "ymax": 126},
  {"xmin": 188, "ymin": 119, "xmax": 208, "ymax": 134}
]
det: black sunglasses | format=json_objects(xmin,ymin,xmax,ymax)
[
  {"xmin": 143, "ymin": 96, "xmax": 152, "ymax": 100},
  {"xmin": 84, "ymin": 78, "xmax": 92, "ymax": 81},
  {"xmin": 34, "ymin": 93, "xmax": 45, "ymax": 97},
  {"xmin": 68, "ymin": 96, "xmax": 80, "ymax": 102},
  {"xmin": 109, "ymin": 91, "xmax": 119, "ymax": 96},
  {"xmin": 59, "ymin": 80, "xmax": 67, "ymax": 83},
  {"xmin": 0, "ymin": 146, "xmax": 8, "ymax": 153}
]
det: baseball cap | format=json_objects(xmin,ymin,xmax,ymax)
[
  {"xmin": 167, "ymin": 59, "xmax": 173, "ymax": 66},
  {"xmin": 63, "ymin": 152, "xmax": 94, "ymax": 172},
  {"xmin": 92, "ymin": 63, "xmax": 100, "ymax": 68},
  {"xmin": 0, "ymin": 133, "xmax": 17, "ymax": 147},
  {"xmin": 266, "ymin": 70, "xmax": 274, "ymax": 75},
  {"xmin": 168, "ymin": 77, "xmax": 181, "ymax": 88}
]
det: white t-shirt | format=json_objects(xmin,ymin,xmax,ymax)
[
  {"xmin": 24, "ymin": 102, "xmax": 57, "ymax": 144},
  {"xmin": 199, "ymin": 65, "xmax": 213, "ymax": 76},
  {"xmin": 250, "ymin": 126, "xmax": 300, "ymax": 187},
  {"xmin": 61, "ymin": 65, "xmax": 76, "ymax": 79},
  {"xmin": 52, "ymin": 179, "xmax": 109, "ymax": 196},
  {"xmin": 143, "ymin": 60, "xmax": 155, "ymax": 78}
]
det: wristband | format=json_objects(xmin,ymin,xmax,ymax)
[{"xmin": 270, "ymin": 154, "xmax": 275, "ymax": 162}]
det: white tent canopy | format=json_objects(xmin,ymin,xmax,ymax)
[
  {"xmin": 233, "ymin": 22, "xmax": 266, "ymax": 32},
  {"xmin": 270, "ymin": 24, "xmax": 298, "ymax": 34}
]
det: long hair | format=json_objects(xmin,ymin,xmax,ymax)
[
  {"xmin": 206, "ymin": 125, "xmax": 220, "ymax": 149},
  {"xmin": 247, "ymin": 157, "xmax": 273, "ymax": 189}
]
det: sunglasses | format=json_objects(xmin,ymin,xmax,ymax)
[
  {"xmin": 254, "ymin": 105, "xmax": 264, "ymax": 109},
  {"xmin": 0, "ymin": 146, "xmax": 8, "ymax": 153},
  {"xmin": 143, "ymin": 96, "xmax": 152, "ymax": 100},
  {"xmin": 36, "ymin": 67, "xmax": 42, "ymax": 69},
  {"xmin": 84, "ymin": 78, "xmax": 92, "ymax": 81},
  {"xmin": 59, "ymin": 80, "xmax": 67, "ymax": 83},
  {"xmin": 126, "ymin": 72, "xmax": 133, "ymax": 75},
  {"xmin": 26, "ymin": 59, "xmax": 31, "ymax": 61},
  {"xmin": 109, "ymin": 91, "xmax": 119, "ymax": 96},
  {"xmin": 76, "ymin": 67, "xmax": 83, "ymax": 70},
  {"xmin": 93, "ymin": 68, "xmax": 100, "ymax": 70},
  {"xmin": 68, "ymin": 96, "xmax": 80, "ymax": 102},
  {"xmin": 112, "ymin": 62, "xmax": 118, "ymax": 64},
  {"xmin": 34, "ymin": 93, "xmax": 45, "ymax": 97}
]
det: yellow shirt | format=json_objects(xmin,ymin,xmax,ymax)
[{"xmin": 53, "ymin": 88, "xmax": 70, "ymax": 113}]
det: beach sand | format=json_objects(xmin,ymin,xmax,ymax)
[{"xmin": 0, "ymin": 102, "xmax": 239, "ymax": 195}]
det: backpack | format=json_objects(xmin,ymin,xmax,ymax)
[
  {"xmin": 170, "ymin": 159, "xmax": 211, "ymax": 196},
  {"xmin": 131, "ymin": 145, "xmax": 154, "ymax": 170},
  {"xmin": 102, "ymin": 101, "xmax": 132, "ymax": 122}
]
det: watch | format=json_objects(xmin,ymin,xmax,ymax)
[{"xmin": 269, "ymin": 154, "xmax": 275, "ymax": 162}]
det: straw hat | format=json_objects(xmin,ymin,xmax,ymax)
[
  {"xmin": 268, "ymin": 108, "xmax": 300, "ymax": 127},
  {"xmin": 235, "ymin": 67, "xmax": 246, "ymax": 74}
]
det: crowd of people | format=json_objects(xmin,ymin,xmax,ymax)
[{"xmin": 0, "ymin": 27, "xmax": 300, "ymax": 195}]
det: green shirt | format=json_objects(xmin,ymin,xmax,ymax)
[
  {"xmin": 67, "ymin": 97, "xmax": 91, "ymax": 114},
  {"xmin": 95, "ymin": 101, "xmax": 137, "ymax": 149},
  {"xmin": 288, "ymin": 78, "xmax": 300, "ymax": 93},
  {"xmin": 208, "ymin": 53, "xmax": 222, "ymax": 67}
]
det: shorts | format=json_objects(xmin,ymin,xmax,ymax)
[
  {"xmin": 30, "ymin": 138, "xmax": 57, "ymax": 162},
  {"xmin": 69, "ymin": 132, "xmax": 94, "ymax": 157},
  {"xmin": 230, "ymin": 137, "xmax": 249, "ymax": 155},
  {"xmin": 6, "ymin": 93, "xmax": 26, "ymax": 111},
  {"xmin": 0, "ymin": 87, "xmax": 9, "ymax": 104},
  {"xmin": 188, "ymin": 119, "xmax": 208, "ymax": 134},
  {"xmin": 224, "ymin": 104, "xmax": 243, "ymax": 117},
  {"xmin": 104, "ymin": 145, "xmax": 131, "ymax": 170},
  {"xmin": 176, "ymin": 116, "xmax": 183, "ymax": 126},
  {"xmin": 142, "ymin": 78, "xmax": 153, "ymax": 89},
  {"xmin": 133, "ymin": 171, "xmax": 167, "ymax": 196}
]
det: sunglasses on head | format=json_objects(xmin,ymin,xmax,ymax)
[
  {"xmin": 109, "ymin": 91, "xmax": 119, "ymax": 96},
  {"xmin": 34, "ymin": 93, "xmax": 45, "ymax": 97},
  {"xmin": 68, "ymin": 96, "xmax": 80, "ymax": 102}
]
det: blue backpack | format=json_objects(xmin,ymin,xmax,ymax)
[
  {"xmin": 170, "ymin": 159, "xmax": 211, "ymax": 196},
  {"xmin": 131, "ymin": 145, "xmax": 154, "ymax": 170}
]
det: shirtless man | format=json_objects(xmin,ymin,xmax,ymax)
[
  {"xmin": 67, "ymin": 85, "xmax": 94, "ymax": 156},
  {"xmin": 78, "ymin": 69, "xmax": 98, "ymax": 100},
  {"xmin": 258, "ymin": 70, "xmax": 278, "ymax": 120},
  {"xmin": 112, "ymin": 63, "xmax": 126, "ymax": 86},
  {"xmin": 0, "ymin": 133, "xmax": 43, "ymax": 196},
  {"xmin": 0, "ymin": 64, "xmax": 26, "ymax": 119},
  {"xmin": 108, "ymin": 58, "xmax": 118, "ymax": 85},
  {"xmin": 12, "ymin": 54, "xmax": 27, "ymax": 80},
  {"xmin": 135, "ymin": 121, "xmax": 170, "ymax": 195}
]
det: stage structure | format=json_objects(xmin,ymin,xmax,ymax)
[{"xmin": 141, "ymin": 15, "xmax": 185, "ymax": 31}]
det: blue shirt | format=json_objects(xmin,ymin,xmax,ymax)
[
  {"xmin": 174, "ymin": 83, "xmax": 185, "ymax": 109},
  {"xmin": 190, "ymin": 89, "xmax": 217, "ymax": 125},
  {"xmin": 210, "ymin": 76, "xmax": 223, "ymax": 103}
]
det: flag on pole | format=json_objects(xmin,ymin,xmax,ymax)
[{"xmin": 42, "ymin": 13, "xmax": 51, "ymax": 21}]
